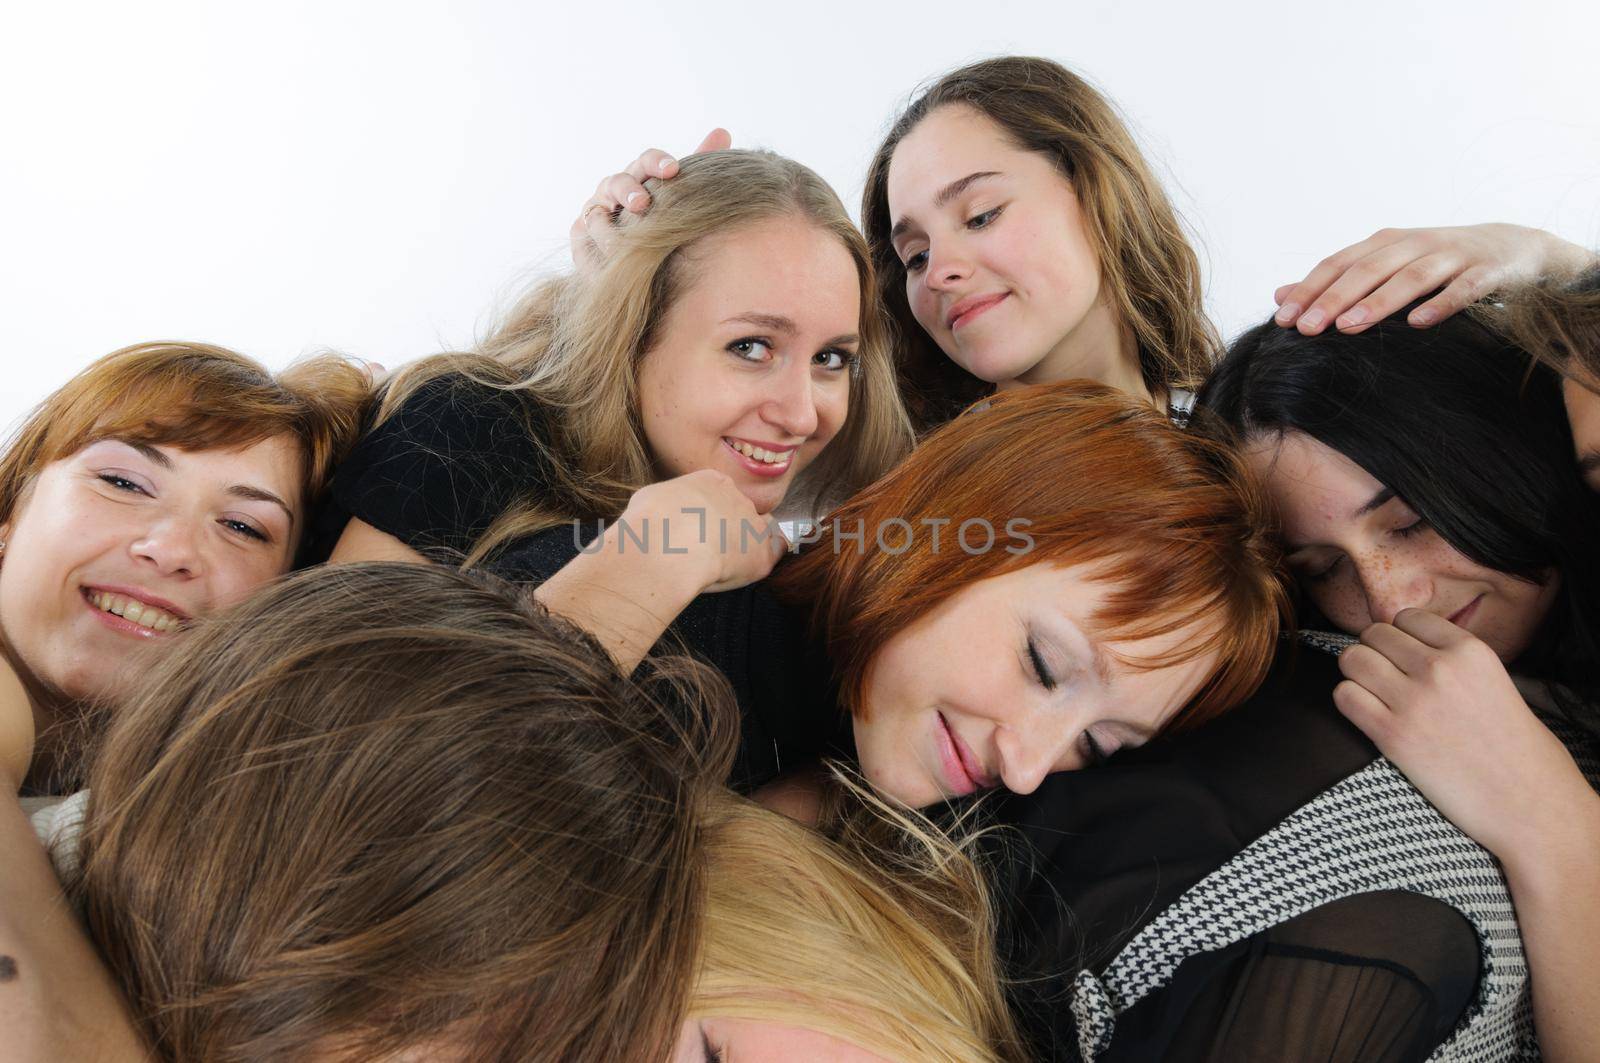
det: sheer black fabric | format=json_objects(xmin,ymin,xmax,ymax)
[
  {"xmin": 306, "ymin": 374, "xmax": 848, "ymax": 791},
  {"xmin": 994, "ymin": 648, "xmax": 1481, "ymax": 1061}
]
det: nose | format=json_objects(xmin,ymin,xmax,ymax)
[
  {"xmin": 761, "ymin": 359, "xmax": 820, "ymax": 440},
  {"xmin": 992, "ymin": 724, "xmax": 1059, "ymax": 795},
  {"xmin": 130, "ymin": 516, "xmax": 204, "ymax": 579},
  {"xmin": 1354, "ymin": 555, "xmax": 1432, "ymax": 625},
  {"xmin": 923, "ymin": 237, "xmax": 974, "ymax": 294}
]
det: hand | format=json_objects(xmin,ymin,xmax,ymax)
[
  {"xmin": 612, "ymin": 469, "xmax": 787, "ymax": 594},
  {"xmin": 1333, "ymin": 607, "xmax": 1587, "ymax": 864},
  {"xmin": 1273, "ymin": 223, "xmax": 1597, "ymax": 335},
  {"xmin": 568, "ymin": 128, "xmax": 733, "ymax": 271}
]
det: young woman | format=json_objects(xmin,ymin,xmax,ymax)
[
  {"xmin": 1202, "ymin": 307, "xmax": 1600, "ymax": 1062},
  {"xmin": 0, "ymin": 340, "xmax": 367, "ymax": 792},
  {"xmin": 579, "ymin": 58, "xmax": 1593, "ymax": 431},
  {"xmin": 5, "ymin": 563, "xmax": 1028, "ymax": 1063}
]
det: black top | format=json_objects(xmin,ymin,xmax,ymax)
[
  {"xmin": 308, "ymin": 374, "xmax": 848, "ymax": 791},
  {"xmin": 994, "ymin": 647, "xmax": 1479, "ymax": 1061}
]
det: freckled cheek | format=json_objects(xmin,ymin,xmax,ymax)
[{"xmin": 1306, "ymin": 578, "xmax": 1371, "ymax": 634}]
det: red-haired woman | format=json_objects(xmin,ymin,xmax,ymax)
[{"xmin": 0, "ymin": 341, "xmax": 368, "ymax": 794}]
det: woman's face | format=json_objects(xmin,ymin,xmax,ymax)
[
  {"xmin": 0, "ymin": 436, "xmax": 302, "ymax": 704},
  {"xmin": 886, "ymin": 104, "xmax": 1118, "ymax": 388},
  {"xmin": 1564, "ymin": 376, "xmax": 1600, "ymax": 492},
  {"xmin": 1248, "ymin": 431, "xmax": 1560, "ymax": 661},
  {"xmin": 639, "ymin": 214, "xmax": 860, "ymax": 515},
  {"xmin": 851, "ymin": 561, "xmax": 1220, "ymax": 809},
  {"xmin": 672, "ymin": 1018, "xmax": 889, "ymax": 1063}
]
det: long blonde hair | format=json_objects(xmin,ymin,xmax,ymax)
[
  {"xmin": 381, "ymin": 150, "xmax": 914, "ymax": 564},
  {"xmin": 74, "ymin": 562, "xmax": 737, "ymax": 1063},
  {"xmin": 862, "ymin": 56, "xmax": 1220, "ymax": 431},
  {"xmin": 692, "ymin": 776, "xmax": 1029, "ymax": 1063}
]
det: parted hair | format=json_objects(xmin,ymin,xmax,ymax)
[
  {"xmin": 379, "ymin": 149, "xmax": 914, "ymax": 565},
  {"xmin": 862, "ymin": 56, "xmax": 1220, "ymax": 432},
  {"xmin": 0, "ymin": 341, "xmax": 369, "ymax": 542},
  {"xmin": 774, "ymin": 381, "xmax": 1289, "ymax": 734},
  {"xmin": 693, "ymin": 774, "xmax": 1029, "ymax": 1062},
  {"xmin": 72, "ymin": 562, "xmax": 738, "ymax": 1063}
]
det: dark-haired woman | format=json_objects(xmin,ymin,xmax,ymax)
[
  {"xmin": 1202, "ymin": 305, "xmax": 1600, "ymax": 1061},
  {"xmin": 574, "ymin": 58, "xmax": 1593, "ymax": 432}
]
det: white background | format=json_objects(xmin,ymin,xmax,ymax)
[{"xmin": 4, "ymin": 0, "xmax": 1598, "ymax": 432}]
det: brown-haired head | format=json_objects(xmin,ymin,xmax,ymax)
[
  {"xmin": 74, "ymin": 561, "xmax": 737, "ymax": 1063},
  {"xmin": 775, "ymin": 381, "xmax": 1289, "ymax": 734},
  {"xmin": 862, "ymin": 56, "xmax": 1219, "ymax": 431},
  {"xmin": 1474, "ymin": 264, "xmax": 1600, "ymax": 391},
  {"xmin": 0, "ymin": 341, "xmax": 371, "ymax": 544}
]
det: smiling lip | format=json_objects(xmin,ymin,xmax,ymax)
[
  {"xmin": 1447, "ymin": 594, "xmax": 1485, "ymax": 628},
  {"xmin": 81, "ymin": 584, "xmax": 192, "ymax": 640},
  {"xmin": 722, "ymin": 436, "xmax": 796, "ymax": 479},
  {"xmin": 949, "ymin": 726, "xmax": 998, "ymax": 790},
  {"xmin": 946, "ymin": 292, "xmax": 1009, "ymax": 331},
  {"xmin": 935, "ymin": 713, "xmax": 979, "ymax": 797}
]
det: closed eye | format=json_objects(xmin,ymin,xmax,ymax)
[
  {"xmin": 1026, "ymin": 636, "xmax": 1056, "ymax": 691},
  {"xmin": 1079, "ymin": 729, "xmax": 1108, "ymax": 767}
]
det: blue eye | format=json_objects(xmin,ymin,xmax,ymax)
[
  {"xmin": 967, "ymin": 207, "xmax": 1002, "ymax": 229},
  {"xmin": 727, "ymin": 337, "xmax": 773, "ymax": 362}
]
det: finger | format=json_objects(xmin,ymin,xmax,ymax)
[
  {"xmin": 1390, "ymin": 606, "xmax": 1473, "ymax": 648},
  {"xmin": 624, "ymin": 148, "xmax": 680, "ymax": 183},
  {"xmin": 1298, "ymin": 242, "xmax": 1458, "ymax": 336},
  {"xmin": 694, "ymin": 127, "xmax": 732, "ymax": 154},
  {"xmin": 579, "ymin": 204, "xmax": 622, "ymax": 259},
  {"xmin": 1330, "ymin": 252, "xmax": 1463, "ymax": 333},
  {"xmin": 601, "ymin": 172, "xmax": 654, "ymax": 215},
  {"xmin": 1357, "ymin": 620, "xmax": 1437, "ymax": 675},
  {"xmin": 1407, "ymin": 265, "xmax": 1496, "ymax": 327},
  {"xmin": 1332, "ymin": 678, "xmax": 1397, "ymax": 746},
  {"xmin": 1337, "ymin": 642, "xmax": 1411, "ymax": 708},
  {"xmin": 1273, "ymin": 230, "xmax": 1398, "ymax": 329},
  {"xmin": 1273, "ymin": 283, "xmax": 1293, "ymax": 307}
]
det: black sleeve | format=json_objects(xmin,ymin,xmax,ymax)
[
  {"xmin": 1105, "ymin": 891, "xmax": 1481, "ymax": 1063},
  {"xmin": 315, "ymin": 375, "xmax": 553, "ymax": 559}
]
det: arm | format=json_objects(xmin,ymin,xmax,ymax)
[
  {"xmin": 327, "ymin": 517, "xmax": 428, "ymax": 565},
  {"xmin": 1274, "ymin": 224, "xmax": 1597, "ymax": 335},
  {"xmin": 0, "ymin": 657, "xmax": 32, "ymax": 792},
  {"xmin": 535, "ymin": 470, "xmax": 785, "ymax": 672},
  {"xmin": 0, "ymin": 785, "xmax": 149, "ymax": 1061},
  {"xmin": 1335, "ymin": 609, "xmax": 1600, "ymax": 1063}
]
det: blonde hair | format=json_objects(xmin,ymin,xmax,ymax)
[
  {"xmin": 74, "ymin": 562, "xmax": 737, "ymax": 1063},
  {"xmin": 692, "ymin": 776, "xmax": 1028, "ymax": 1063},
  {"xmin": 0, "ymin": 341, "xmax": 370, "ymax": 539},
  {"xmin": 862, "ymin": 56, "xmax": 1220, "ymax": 430},
  {"xmin": 381, "ymin": 150, "xmax": 914, "ymax": 565}
]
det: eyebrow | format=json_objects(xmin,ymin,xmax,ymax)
[
  {"xmin": 721, "ymin": 313, "xmax": 858, "ymax": 348},
  {"xmin": 125, "ymin": 440, "xmax": 296, "ymax": 528},
  {"xmin": 888, "ymin": 170, "xmax": 1004, "ymax": 242},
  {"xmin": 1354, "ymin": 485, "xmax": 1397, "ymax": 518}
]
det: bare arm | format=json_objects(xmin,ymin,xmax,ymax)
[
  {"xmin": 0, "ymin": 787, "xmax": 149, "ymax": 1062},
  {"xmin": 327, "ymin": 518, "xmax": 428, "ymax": 565}
]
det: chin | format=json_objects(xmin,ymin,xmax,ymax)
[{"xmin": 953, "ymin": 343, "xmax": 1043, "ymax": 385}]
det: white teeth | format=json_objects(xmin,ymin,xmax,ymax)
[
  {"xmin": 88, "ymin": 590, "xmax": 180, "ymax": 633},
  {"xmin": 727, "ymin": 439, "xmax": 791, "ymax": 465}
]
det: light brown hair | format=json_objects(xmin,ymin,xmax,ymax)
[
  {"xmin": 380, "ymin": 150, "xmax": 914, "ymax": 565},
  {"xmin": 73, "ymin": 562, "xmax": 737, "ymax": 1063},
  {"xmin": 0, "ymin": 341, "xmax": 370, "ymax": 544},
  {"xmin": 775, "ymin": 381, "xmax": 1289, "ymax": 734},
  {"xmin": 862, "ymin": 56, "xmax": 1220, "ymax": 431},
  {"xmin": 1474, "ymin": 264, "xmax": 1600, "ymax": 390}
]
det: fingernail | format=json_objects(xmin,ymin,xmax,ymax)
[
  {"xmin": 1298, "ymin": 308, "xmax": 1326, "ymax": 331},
  {"xmin": 661, "ymin": 155, "xmax": 677, "ymax": 171},
  {"xmin": 1411, "ymin": 308, "xmax": 1436, "ymax": 326},
  {"xmin": 626, "ymin": 191, "xmax": 647, "ymax": 209},
  {"xmin": 1336, "ymin": 306, "xmax": 1368, "ymax": 329},
  {"xmin": 1274, "ymin": 302, "xmax": 1301, "ymax": 325}
]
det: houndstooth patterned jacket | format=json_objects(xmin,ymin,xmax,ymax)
[{"xmin": 1067, "ymin": 630, "xmax": 1600, "ymax": 1062}]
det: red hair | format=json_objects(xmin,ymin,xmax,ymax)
[
  {"xmin": 0, "ymin": 341, "xmax": 370, "ymax": 536},
  {"xmin": 775, "ymin": 381, "xmax": 1289, "ymax": 732}
]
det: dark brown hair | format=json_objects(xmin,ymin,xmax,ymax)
[
  {"xmin": 74, "ymin": 562, "xmax": 736, "ymax": 1063},
  {"xmin": 862, "ymin": 56, "xmax": 1219, "ymax": 431}
]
